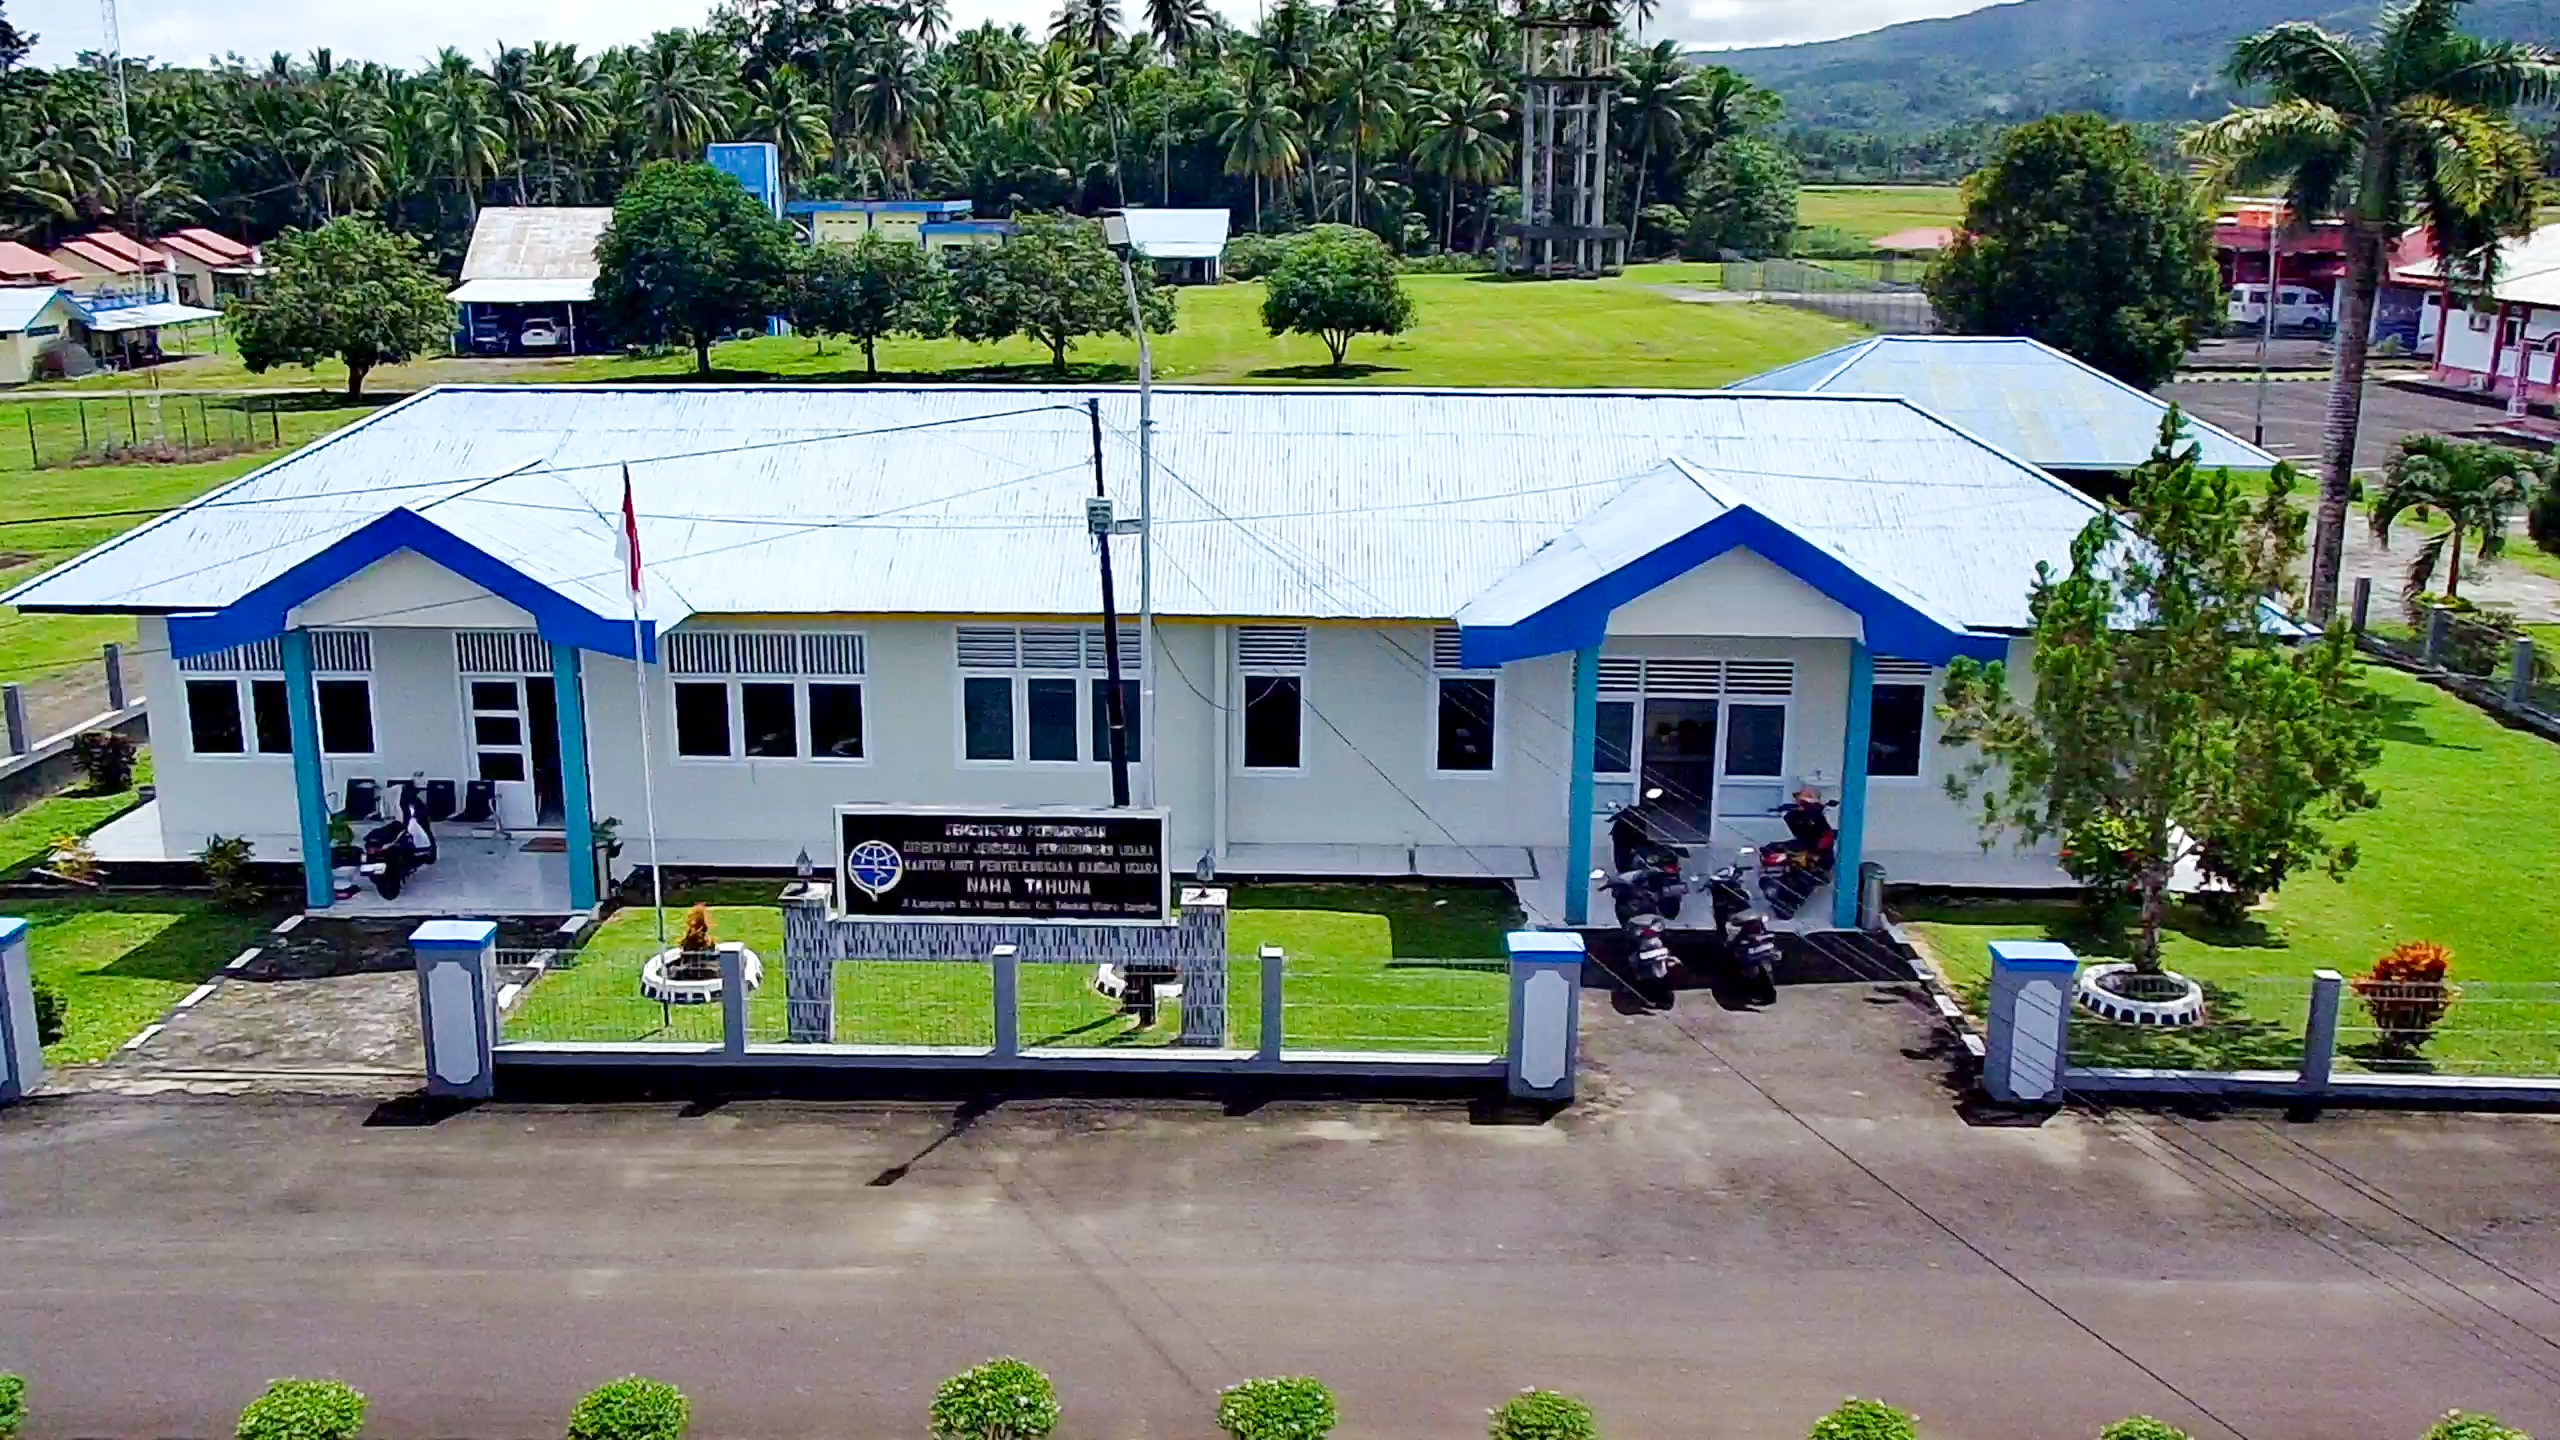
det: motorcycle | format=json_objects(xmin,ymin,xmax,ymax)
[
  {"xmin": 1593, "ymin": 792, "xmax": 1699, "ymax": 982},
  {"xmin": 1756, "ymin": 792, "xmax": 1838, "ymax": 920},
  {"xmin": 359, "ymin": 783, "xmax": 439, "ymax": 899},
  {"xmin": 1707, "ymin": 849, "xmax": 1782, "ymax": 1006}
]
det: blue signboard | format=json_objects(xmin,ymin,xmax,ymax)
[{"xmin": 704, "ymin": 141, "xmax": 783, "ymax": 218}]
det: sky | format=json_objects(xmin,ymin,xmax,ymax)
[{"xmin": 13, "ymin": 0, "xmax": 2007, "ymax": 70}]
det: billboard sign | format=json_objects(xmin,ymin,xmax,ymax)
[{"xmin": 835, "ymin": 806, "xmax": 1171, "ymax": 925}]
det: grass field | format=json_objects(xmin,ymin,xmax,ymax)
[
  {"xmin": 15, "ymin": 895, "xmax": 274, "ymax": 1064},
  {"xmin": 0, "ymin": 752, "xmax": 149, "ymax": 879},
  {"xmin": 1905, "ymin": 666, "xmax": 2560, "ymax": 1074},
  {"xmin": 1797, "ymin": 186, "xmax": 1965, "ymax": 244},
  {"xmin": 504, "ymin": 880, "xmax": 1518, "ymax": 1053}
]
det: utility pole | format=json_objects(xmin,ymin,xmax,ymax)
[
  {"xmin": 2255, "ymin": 201, "xmax": 2280, "ymax": 447},
  {"xmin": 1087, "ymin": 399, "xmax": 1133, "ymax": 808}
]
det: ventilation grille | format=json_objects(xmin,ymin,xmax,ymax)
[
  {"xmin": 309, "ymin": 630, "xmax": 371, "ymax": 674},
  {"xmin": 1722, "ymin": 660, "xmax": 1796, "ymax": 697},
  {"xmin": 178, "ymin": 637, "xmax": 285, "ymax": 674},
  {"xmin": 455, "ymin": 629, "xmax": 547, "ymax": 675},
  {"xmin": 663, "ymin": 631, "xmax": 731, "ymax": 677},
  {"xmin": 730, "ymin": 632, "xmax": 799, "ymax": 677},
  {"xmin": 1873, "ymin": 658, "xmax": 1935, "ymax": 683},
  {"xmin": 1597, "ymin": 658, "xmax": 1644, "ymax": 694},
  {"xmin": 801, "ymin": 633, "xmax": 865, "ymax": 676},
  {"xmin": 1237, "ymin": 625, "xmax": 1309, "ymax": 670},
  {"xmin": 1431, "ymin": 627, "xmax": 1466, "ymax": 670},
  {"xmin": 1021, "ymin": 628, "xmax": 1085, "ymax": 670},
  {"xmin": 1593, "ymin": 657, "xmax": 1799, "ymax": 697},
  {"xmin": 1643, "ymin": 658, "xmax": 1724, "ymax": 695},
  {"xmin": 956, "ymin": 626, "xmax": 1019, "ymax": 669},
  {"xmin": 1082, "ymin": 627, "xmax": 1141, "ymax": 669}
]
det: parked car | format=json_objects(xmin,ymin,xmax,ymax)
[
  {"xmin": 2228, "ymin": 283, "xmax": 2333, "ymax": 335},
  {"xmin": 519, "ymin": 318, "xmax": 567, "ymax": 351}
]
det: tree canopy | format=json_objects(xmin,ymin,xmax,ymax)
[
  {"xmin": 1259, "ymin": 223, "xmax": 1412, "ymax": 369},
  {"xmin": 228, "ymin": 216, "xmax": 452, "ymax": 398},
  {"xmin": 1939, "ymin": 411, "xmax": 2383, "ymax": 973},
  {"xmin": 1925, "ymin": 112, "xmax": 2218, "ymax": 388},
  {"xmin": 592, "ymin": 160, "xmax": 800, "ymax": 374},
  {"xmin": 944, "ymin": 211, "xmax": 1171, "ymax": 374},
  {"xmin": 786, "ymin": 231, "xmax": 948, "ymax": 375}
]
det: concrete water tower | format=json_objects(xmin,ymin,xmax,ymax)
[{"xmin": 1501, "ymin": 17, "xmax": 1624, "ymax": 278}]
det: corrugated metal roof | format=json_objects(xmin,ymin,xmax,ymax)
[
  {"xmin": 0, "ymin": 286, "xmax": 70, "ymax": 331},
  {"xmin": 1729, "ymin": 335, "xmax": 2278, "ymax": 472},
  {"xmin": 4, "ymin": 385, "xmax": 2106, "ymax": 634},
  {"xmin": 0, "ymin": 242, "xmax": 77, "ymax": 283},
  {"xmin": 1109, "ymin": 209, "xmax": 1232, "ymax": 259},
  {"xmin": 449, "ymin": 277, "xmax": 594, "ymax": 304},
  {"xmin": 73, "ymin": 299, "xmax": 223, "ymax": 332},
  {"xmin": 458, "ymin": 208, "xmax": 612, "ymax": 284}
]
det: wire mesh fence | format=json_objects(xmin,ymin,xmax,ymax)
[
  {"xmin": 2336, "ymin": 980, "xmax": 2560, "ymax": 1078},
  {"xmin": 823, "ymin": 961, "xmax": 997, "ymax": 1048},
  {"xmin": 1278, "ymin": 956, "xmax": 1511, "ymax": 1055},
  {"xmin": 498, "ymin": 943, "xmax": 730, "ymax": 1045},
  {"xmin": 2065, "ymin": 975, "xmax": 2318, "ymax": 1073},
  {"xmin": 1019, "ymin": 955, "xmax": 1244, "ymax": 1051},
  {"xmin": 1, "ymin": 393, "xmax": 305, "ymax": 470},
  {"xmin": 2357, "ymin": 601, "xmax": 2560, "ymax": 719},
  {"xmin": 1717, "ymin": 256, "xmax": 1940, "ymax": 334}
]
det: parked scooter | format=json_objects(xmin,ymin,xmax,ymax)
[
  {"xmin": 1591, "ymin": 792, "xmax": 1697, "ymax": 981},
  {"xmin": 360, "ymin": 783, "xmax": 439, "ymax": 899},
  {"xmin": 1756, "ymin": 787, "xmax": 1838, "ymax": 920},
  {"xmin": 1706, "ymin": 849, "xmax": 1782, "ymax": 1006}
]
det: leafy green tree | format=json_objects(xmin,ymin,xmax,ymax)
[
  {"xmin": 1940, "ymin": 411, "xmax": 2384, "ymax": 973},
  {"xmin": 230, "ymin": 216, "xmax": 453, "ymax": 399},
  {"xmin": 1260, "ymin": 222, "xmax": 1411, "ymax": 370},
  {"xmin": 2371, "ymin": 435, "xmax": 2539, "ymax": 601},
  {"xmin": 2186, "ymin": 0, "xmax": 2560, "ymax": 621},
  {"xmin": 1680, "ymin": 134, "xmax": 1797, "ymax": 258},
  {"xmin": 788, "ymin": 232, "xmax": 948, "ymax": 376},
  {"xmin": 593, "ymin": 160, "xmax": 799, "ymax": 375},
  {"xmin": 1925, "ymin": 113, "xmax": 2217, "ymax": 389},
  {"xmin": 944, "ymin": 211, "xmax": 1171, "ymax": 374}
]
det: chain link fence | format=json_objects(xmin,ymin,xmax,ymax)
[
  {"xmin": 1718, "ymin": 255, "xmax": 1940, "ymax": 335},
  {"xmin": 2059, "ymin": 972, "xmax": 2560, "ymax": 1081}
]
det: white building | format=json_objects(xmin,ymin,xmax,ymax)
[
  {"xmin": 4, "ymin": 382, "xmax": 2237, "ymax": 926},
  {"xmin": 2408, "ymin": 224, "xmax": 2560, "ymax": 406}
]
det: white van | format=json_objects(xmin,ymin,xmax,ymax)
[{"xmin": 2228, "ymin": 283, "xmax": 2333, "ymax": 333}]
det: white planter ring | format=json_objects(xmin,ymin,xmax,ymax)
[
  {"xmin": 2075, "ymin": 961, "xmax": 2207, "ymax": 1028},
  {"xmin": 641, "ymin": 943, "xmax": 764, "ymax": 1006}
]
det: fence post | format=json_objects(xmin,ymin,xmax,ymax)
[
  {"xmin": 2350, "ymin": 577, "xmax": 2372, "ymax": 635},
  {"xmin": 719, "ymin": 944, "xmax": 748, "ymax": 1059},
  {"xmin": 1176, "ymin": 886, "xmax": 1228, "ymax": 1047},
  {"xmin": 1506, "ymin": 930, "xmax": 1584, "ymax": 1103},
  {"xmin": 2, "ymin": 684, "xmax": 25, "ymax": 756},
  {"xmin": 993, "ymin": 944, "xmax": 1020, "ymax": 1060},
  {"xmin": 0, "ymin": 917, "xmax": 40, "ymax": 1105},
  {"xmin": 780, "ymin": 882, "xmax": 833, "ymax": 1044},
  {"xmin": 102, "ymin": 643, "xmax": 126, "ymax": 711},
  {"xmin": 2512, "ymin": 637, "xmax": 2536, "ymax": 708},
  {"xmin": 1258, "ymin": 944, "xmax": 1284, "ymax": 1065},
  {"xmin": 2423, "ymin": 604, "xmax": 2451, "ymax": 666},
  {"xmin": 2299, "ymin": 970, "xmax": 2343, "ymax": 1105},
  {"xmin": 411, "ymin": 920, "xmax": 497, "ymax": 1100},
  {"xmin": 1983, "ymin": 940, "xmax": 2077, "ymax": 1105}
]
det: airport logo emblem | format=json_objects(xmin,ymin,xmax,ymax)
[{"xmin": 846, "ymin": 839, "xmax": 904, "ymax": 900}]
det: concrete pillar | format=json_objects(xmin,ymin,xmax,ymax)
[
  {"xmin": 102, "ymin": 643, "xmax": 126, "ymax": 711},
  {"xmin": 1176, "ymin": 886, "xmax": 1228, "ymax": 1047},
  {"xmin": 1984, "ymin": 939, "xmax": 2076, "ymax": 1104},
  {"xmin": 781, "ymin": 884, "xmax": 834, "ymax": 1044},
  {"xmin": 2513, "ymin": 637, "xmax": 2536, "ymax": 707},
  {"xmin": 1564, "ymin": 645, "xmax": 1600, "ymax": 927},
  {"xmin": 2423, "ymin": 605, "xmax": 2451, "ymax": 666},
  {"xmin": 1506, "ymin": 930, "xmax": 1583, "ymax": 1103},
  {"xmin": 551, "ymin": 644, "xmax": 597, "ymax": 912},
  {"xmin": 2350, "ymin": 577, "xmax": 2372, "ymax": 635},
  {"xmin": 281, "ymin": 631, "xmax": 333, "ymax": 909},
  {"xmin": 992, "ymin": 944, "xmax": 1020, "ymax": 1059},
  {"xmin": 719, "ymin": 945, "xmax": 749, "ymax": 1058},
  {"xmin": 1833, "ymin": 641, "xmax": 1874, "ymax": 929},
  {"xmin": 412, "ymin": 920, "xmax": 497, "ymax": 1100},
  {"xmin": 2300, "ymin": 969, "xmax": 2343, "ymax": 1100},
  {"xmin": 1258, "ymin": 945, "xmax": 1284, "ymax": 1064},
  {"xmin": 0, "ymin": 917, "xmax": 42, "ymax": 1104},
  {"xmin": 1, "ymin": 684, "xmax": 24, "ymax": 757}
]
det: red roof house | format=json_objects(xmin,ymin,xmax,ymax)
[{"xmin": 0, "ymin": 241, "xmax": 78, "ymax": 286}]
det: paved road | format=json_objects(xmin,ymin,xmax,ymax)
[{"xmin": 6, "ymin": 984, "xmax": 2560, "ymax": 1439}]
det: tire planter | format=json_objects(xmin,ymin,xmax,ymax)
[
  {"xmin": 2075, "ymin": 961, "xmax": 2207, "ymax": 1028},
  {"xmin": 640, "ymin": 944, "xmax": 764, "ymax": 1006}
]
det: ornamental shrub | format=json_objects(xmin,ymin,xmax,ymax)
[
  {"xmin": 929, "ymin": 1357, "xmax": 1059, "ymax": 1440},
  {"xmin": 1488, "ymin": 1389, "xmax": 1597, "ymax": 1440},
  {"xmin": 2422, "ymin": 1412, "xmax": 2529, "ymax": 1440},
  {"xmin": 0, "ymin": 1373, "xmax": 25, "ymax": 1440},
  {"xmin": 1218, "ymin": 1376, "xmax": 1337, "ymax": 1440},
  {"xmin": 566, "ymin": 1377, "xmax": 688, "ymax": 1440},
  {"xmin": 1808, "ymin": 1398, "xmax": 1917, "ymax": 1440},
  {"xmin": 2099, "ymin": 1419, "xmax": 2191, "ymax": 1440},
  {"xmin": 31, "ymin": 981, "xmax": 63, "ymax": 1047},
  {"xmin": 2355, "ymin": 941, "xmax": 2458, "ymax": 1056},
  {"xmin": 71, "ymin": 730, "xmax": 137, "ymax": 793},
  {"xmin": 236, "ymin": 1379, "xmax": 366, "ymax": 1440}
]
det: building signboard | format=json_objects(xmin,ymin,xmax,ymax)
[{"xmin": 835, "ymin": 806, "xmax": 1171, "ymax": 925}]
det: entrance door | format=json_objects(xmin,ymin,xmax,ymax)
[
  {"xmin": 525, "ymin": 676, "xmax": 563, "ymax": 825},
  {"xmin": 1640, "ymin": 698, "xmax": 1718, "ymax": 842}
]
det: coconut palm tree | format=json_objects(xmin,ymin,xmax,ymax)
[
  {"xmin": 631, "ymin": 31, "xmax": 733, "ymax": 160},
  {"xmin": 424, "ymin": 50, "xmax": 505, "ymax": 220},
  {"xmin": 2184, "ymin": 0, "xmax": 2560, "ymax": 621},
  {"xmin": 745, "ymin": 67, "xmax": 832, "ymax": 182},
  {"xmin": 1146, "ymin": 0, "xmax": 1209, "ymax": 53},
  {"xmin": 1616, "ymin": 39, "xmax": 1696, "ymax": 233},
  {"xmin": 2371, "ymin": 434, "xmax": 2540, "ymax": 600},
  {"xmin": 852, "ymin": 44, "xmax": 936, "ymax": 193},
  {"xmin": 1412, "ymin": 81, "xmax": 1507, "ymax": 249},
  {"xmin": 289, "ymin": 81, "xmax": 389, "ymax": 218},
  {"xmin": 1318, "ymin": 35, "xmax": 1399, "ymax": 228},
  {"xmin": 902, "ymin": 0, "xmax": 952, "ymax": 50},
  {"xmin": 1216, "ymin": 61, "xmax": 1302, "ymax": 230}
]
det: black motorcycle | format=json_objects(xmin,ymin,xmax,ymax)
[
  {"xmin": 1594, "ymin": 793, "xmax": 1698, "ymax": 982},
  {"xmin": 359, "ymin": 784, "xmax": 438, "ymax": 899},
  {"xmin": 1706, "ymin": 850, "xmax": 1782, "ymax": 1006}
]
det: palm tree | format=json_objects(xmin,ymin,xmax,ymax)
[
  {"xmin": 745, "ymin": 67, "xmax": 833, "ymax": 181},
  {"xmin": 424, "ymin": 50, "xmax": 505, "ymax": 220},
  {"xmin": 851, "ymin": 44, "xmax": 937, "ymax": 193},
  {"xmin": 1146, "ymin": 0, "xmax": 1209, "ymax": 53},
  {"xmin": 1412, "ymin": 82, "xmax": 1508, "ymax": 248},
  {"xmin": 902, "ymin": 0, "xmax": 952, "ymax": 50},
  {"xmin": 1319, "ymin": 35, "xmax": 1399, "ymax": 228},
  {"xmin": 1617, "ymin": 40, "xmax": 1695, "ymax": 234},
  {"xmin": 632, "ymin": 31, "xmax": 733, "ymax": 159},
  {"xmin": 2184, "ymin": 0, "xmax": 2560, "ymax": 621},
  {"xmin": 1216, "ymin": 61, "xmax": 1302, "ymax": 230},
  {"xmin": 289, "ymin": 81, "xmax": 389, "ymax": 218},
  {"xmin": 1049, "ymin": 0, "xmax": 1121, "ymax": 55},
  {"xmin": 2370, "ymin": 434, "xmax": 2539, "ymax": 600}
]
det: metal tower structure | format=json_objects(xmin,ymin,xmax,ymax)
[
  {"xmin": 1500, "ymin": 17, "xmax": 1623, "ymax": 278},
  {"xmin": 99, "ymin": 0, "xmax": 134, "ymax": 157}
]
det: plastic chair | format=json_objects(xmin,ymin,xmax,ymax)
[
  {"xmin": 423, "ymin": 779, "xmax": 459, "ymax": 823},
  {"xmin": 454, "ymin": 779, "xmax": 505, "ymax": 840},
  {"xmin": 337, "ymin": 778, "xmax": 381, "ymax": 823}
]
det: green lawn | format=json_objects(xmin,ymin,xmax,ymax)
[
  {"xmin": 13, "ymin": 896, "xmax": 274, "ymax": 1064},
  {"xmin": 0, "ymin": 755, "xmax": 149, "ymax": 879},
  {"xmin": 1905, "ymin": 667, "xmax": 2560, "ymax": 1074},
  {"xmin": 1797, "ymin": 186, "xmax": 1965, "ymax": 244},
  {"xmin": 505, "ymin": 881, "xmax": 1518, "ymax": 1054}
]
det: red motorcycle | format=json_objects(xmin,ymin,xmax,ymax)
[{"xmin": 1757, "ymin": 791, "xmax": 1837, "ymax": 920}]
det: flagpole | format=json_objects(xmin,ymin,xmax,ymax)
[{"xmin": 622, "ymin": 465, "xmax": 667, "ymax": 944}]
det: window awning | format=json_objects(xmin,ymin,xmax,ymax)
[{"xmin": 76, "ymin": 300, "xmax": 223, "ymax": 333}]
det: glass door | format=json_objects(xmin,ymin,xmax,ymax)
[
  {"xmin": 468, "ymin": 678, "xmax": 529, "ymax": 785},
  {"xmin": 1639, "ymin": 697, "xmax": 1718, "ymax": 842}
]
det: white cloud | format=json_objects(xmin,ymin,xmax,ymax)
[{"xmin": 15, "ymin": 0, "xmax": 2002, "ymax": 70}]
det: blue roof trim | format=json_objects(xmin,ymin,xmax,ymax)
[
  {"xmin": 163, "ymin": 508, "xmax": 657, "ymax": 662},
  {"xmin": 787, "ymin": 199, "xmax": 974, "ymax": 215},
  {"xmin": 1458, "ymin": 504, "xmax": 2011, "ymax": 669}
]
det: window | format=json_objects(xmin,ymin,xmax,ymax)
[
  {"xmin": 674, "ymin": 682, "xmax": 731, "ymax": 758},
  {"xmin": 1723, "ymin": 703, "xmax": 1786, "ymax": 778},
  {"xmin": 1243, "ymin": 676, "xmax": 1302, "ymax": 770},
  {"xmin": 315, "ymin": 680, "xmax": 374, "ymax": 755},
  {"xmin": 1026, "ymin": 678, "xmax": 1079, "ymax": 762},
  {"xmin": 1868, "ymin": 662, "xmax": 1932, "ymax": 779},
  {"xmin": 186, "ymin": 679, "xmax": 245, "ymax": 754},
  {"xmin": 1436, "ymin": 678, "xmax": 1497, "ymax": 772},
  {"xmin": 809, "ymin": 684, "xmax": 864, "ymax": 759},
  {"xmin": 250, "ymin": 680, "xmax": 292, "ymax": 755},
  {"xmin": 1089, "ymin": 678, "xmax": 1139, "ymax": 764},
  {"xmin": 1593, "ymin": 700, "xmax": 1634, "ymax": 776},
  {"xmin": 963, "ymin": 677, "xmax": 1014, "ymax": 761},
  {"xmin": 741, "ymin": 683, "xmax": 799, "ymax": 758}
]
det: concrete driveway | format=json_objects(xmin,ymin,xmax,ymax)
[{"xmin": 4, "ymin": 979, "xmax": 2559, "ymax": 1439}]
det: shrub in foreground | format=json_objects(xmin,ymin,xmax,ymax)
[
  {"xmin": 1809, "ymin": 1398, "xmax": 1917, "ymax": 1440},
  {"xmin": 0, "ymin": 1373, "xmax": 25, "ymax": 1440},
  {"xmin": 236, "ymin": 1379, "xmax": 366, "ymax": 1440},
  {"xmin": 2423, "ymin": 1413, "xmax": 2529, "ymax": 1440},
  {"xmin": 1218, "ymin": 1376, "xmax": 1337, "ymax": 1440},
  {"xmin": 566, "ymin": 1377, "xmax": 689, "ymax": 1440},
  {"xmin": 930, "ymin": 1358, "xmax": 1059, "ymax": 1440},
  {"xmin": 2355, "ymin": 941, "xmax": 2458, "ymax": 1055},
  {"xmin": 1488, "ymin": 1389, "xmax": 1597, "ymax": 1440},
  {"xmin": 31, "ymin": 981, "xmax": 63, "ymax": 1047},
  {"xmin": 2099, "ymin": 1420, "xmax": 2190, "ymax": 1440}
]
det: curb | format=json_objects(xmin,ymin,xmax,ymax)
[{"xmin": 1888, "ymin": 921, "xmax": 1987, "ymax": 1063}]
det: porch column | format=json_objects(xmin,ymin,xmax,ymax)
[
  {"xmin": 1832, "ymin": 641, "xmax": 1873, "ymax": 929},
  {"xmin": 1564, "ymin": 644, "xmax": 1600, "ymax": 927},
  {"xmin": 551, "ymin": 643, "xmax": 598, "ymax": 912},
  {"xmin": 281, "ymin": 629, "xmax": 333, "ymax": 910}
]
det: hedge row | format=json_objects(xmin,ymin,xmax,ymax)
[{"xmin": 0, "ymin": 1371, "xmax": 2534, "ymax": 1440}]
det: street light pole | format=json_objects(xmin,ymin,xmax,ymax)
[{"xmin": 1116, "ymin": 253, "xmax": 1157, "ymax": 808}]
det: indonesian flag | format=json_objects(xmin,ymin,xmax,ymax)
[{"xmin": 616, "ymin": 464, "xmax": 644, "ymax": 602}]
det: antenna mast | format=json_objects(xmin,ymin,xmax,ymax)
[{"xmin": 100, "ymin": 0, "xmax": 134, "ymax": 158}]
